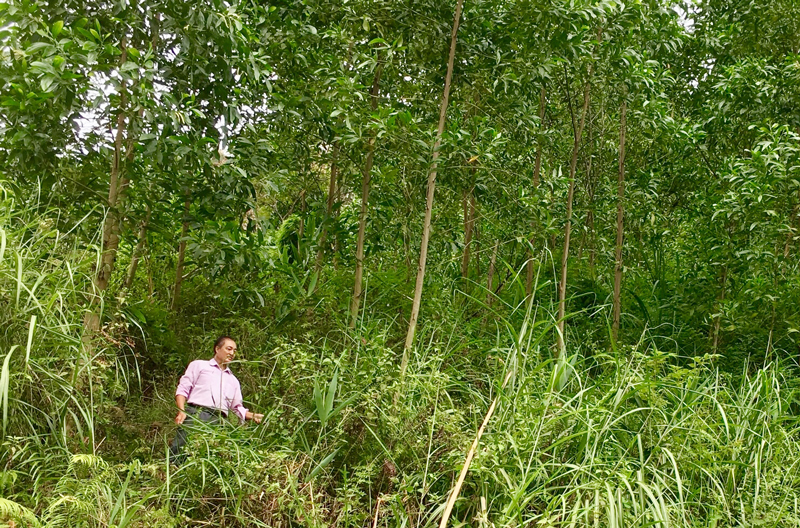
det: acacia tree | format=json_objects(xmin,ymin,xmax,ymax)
[
  {"xmin": 96, "ymin": 44, "xmax": 133, "ymax": 295},
  {"xmin": 526, "ymin": 85, "xmax": 547, "ymax": 297},
  {"xmin": 557, "ymin": 59, "xmax": 594, "ymax": 354},
  {"xmin": 403, "ymin": 0, "xmax": 465, "ymax": 362},
  {"xmin": 611, "ymin": 93, "xmax": 627, "ymax": 341},
  {"xmin": 349, "ymin": 50, "xmax": 385, "ymax": 329}
]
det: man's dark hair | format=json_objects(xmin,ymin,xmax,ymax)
[{"xmin": 214, "ymin": 335, "xmax": 235, "ymax": 352}]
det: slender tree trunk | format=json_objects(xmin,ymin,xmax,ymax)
[
  {"xmin": 85, "ymin": 45, "xmax": 133, "ymax": 343},
  {"xmin": 526, "ymin": 85, "xmax": 547, "ymax": 298},
  {"xmin": 124, "ymin": 228, "xmax": 146, "ymax": 290},
  {"xmin": 316, "ymin": 143, "xmax": 341, "ymax": 273},
  {"xmin": 473, "ymin": 210, "xmax": 481, "ymax": 280},
  {"xmin": 349, "ymin": 55, "xmax": 385, "ymax": 329},
  {"xmin": 532, "ymin": 85, "xmax": 546, "ymax": 190},
  {"xmin": 334, "ymin": 170, "xmax": 342, "ymax": 270},
  {"xmin": 96, "ymin": 46, "xmax": 131, "ymax": 294},
  {"xmin": 557, "ymin": 72, "xmax": 592, "ymax": 355},
  {"xmin": 403, "ymin": 178, "xmax": 413, "ymax": 272},
  {"xmin": 402, "ymin": 0, "xmax": 464, "ymax": 365},
  {"xmin": 172, "ymin": 195, "xmax": 191, "ymax": 310},
  {"xmin": 612, "ymin": 96, "xmax": 627, "ymax": 342},
  {"xmin": 586, "ymin": 212, "xmax": 596, "ymax": 274},
  {"xmin": 124, "ymin": 207, "xmax": 151, "ymax": 289},
  {"xmin": 298, "ymin": 189, "xmax": 306, "ymax": 259},
  {"xmin": 317, "ymin": 42, "xmax": 354, "ymax": 274},
  {"xmin": 462, "ymin": 92, "xmax": 481, "ymax": 283},
  {"xmin": 486, "ymin": 241, "xmax": 499, "ymax": 309},
  {"xmin": 784, "ymin": 189, "xmax": 800, "ymax": 257},
  {"xmin": 711, "ymin": 265, "xmax": 727, "ymax": 354},
  {"xmin": 461, "ymin": 184, "xmax": 476, "ymax": 279},
  {"xmin": 766, "ymin": 302, "xmax": 776, "ymax": 361},
  {"xmin": 146, "ymin": 248, "xmax": 154, "ymax": 298},
  {"xmin": 583, "ymin": 107, "xmax": 597, "ymax": 277}
]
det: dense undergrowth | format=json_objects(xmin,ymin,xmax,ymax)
[{"xmin": 3, "ymin": 189, "xmax": 800, "ymax": 528}]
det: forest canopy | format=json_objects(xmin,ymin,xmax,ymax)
[{"xmin": 2, "ymin": 0, "xmax": 800, "ymax": 526}]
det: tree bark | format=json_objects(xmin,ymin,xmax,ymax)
[
  {"xmin": 146, "ymin": 249, "xmax": 154, "ymax": 298},
  {"xmin": 526, "ymin": 85, "xmax": 547, "ymax": 298},
  {"xmin": 96, "ymin": 46, "xmax": 131, "ymax": 293},
  {"xmin": 334, "ymin": 164, "xmax": 344, "ymax": 270},
  {"xmin": 784, "ymin": 188, "xmax": 800, "ymax": 257},
  {"xmin": 349, "ymin": 54, "xmax": 385, "ymax": 329},
  {"xmin": 298, "ymin": 189, "xmax": 306, "ymax": 259},
  {"xmin": 461, "ymin": 92, "xmax": 481, "ymax": 283},
  {"xmin": 556, "ymin": 71, "xmax": 592, "ymax": 355},
  {"xmin": 486, "ymin": 241, "xmax": 499, "ymax": 309},
  {"xmin": 172, "ymin": 195, "xmax": 191, "ymax": 310},
  {"xmin": 316, "ymin": 142, "xmax": 341, "ymax": 274},
  {"xmin": 711, "ymin": 265, "xmax": 728, "ymax": 354},
  {"xmin": 402, "ymin": 0, "xmax": 464, "ymax": 364},
  {"xmin": 473, "ymin": 208, "xmax": 481, "ymax": 280},
  {"xmin": 612, "ymin": 96, "xmax": 627, "ymax": 342},
  {"xmin": 461, "ymin": 184, "xmax": 476, "ymax": 279},
  {"xmin": 124, "ymin": 207, "xmax": 150, "ymax": 289},
  {"xmin": 582, "ymin": 105, "xmax": 597, "ymax": 277},
  {"xmin": 403, "ymin": 179, "xmax": 413, "ymax": 272}
]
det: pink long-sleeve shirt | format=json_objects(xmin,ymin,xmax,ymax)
[{"xmin": 175, "ymin": 358, "xmax": 248, "ymax": 423}]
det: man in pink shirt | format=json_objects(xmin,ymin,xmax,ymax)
[{"xmin": 169, "ymin": 336, "xmax": 264, "ymax": 464}]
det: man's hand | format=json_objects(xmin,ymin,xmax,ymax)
[
  {"xmin": 175, "ymin": 395, "xmax": 188, "ymax": 424},
  {"xmin": 246, "ymin": 411, "xmax": 264, "ymax": 423}
]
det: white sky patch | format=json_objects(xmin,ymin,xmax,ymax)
[{"xmin": 674, "ymin": 0, "xmax": 698, "ymax": 34}]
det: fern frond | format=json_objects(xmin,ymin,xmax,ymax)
[
  {"xmin": 68, "ymin": 453, "xmax": 107, "ymax": 471},
  {"xmin": 0, "ymin": 497, "xmax": 42, "ymax": 527}
]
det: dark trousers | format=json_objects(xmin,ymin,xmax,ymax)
[{"xmin": 169, "ymin": 405, "xmax": 221, "ymax": 465}]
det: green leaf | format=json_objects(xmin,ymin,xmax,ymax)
[
  {"xmin": 306, "ymin": 270, "xmax": 318, "ymax": 295},
  {"xmin": 26, "ymin": 42, "xmax": 52, "ymax": 54},
  {"xmin": 40, "ymin": 75, "xmax": 56, "ymax": 92},
  {"xmin": 52, "ymin": 20, "xmax": 64, "ymax": 37},
  {"xmin": 308, "ymin": 447, "xmax": 340, "ymax": 479},
  {"xmin": 24, "ymin": 315, "xmax": 35, "ymax": 365},
  {"xmin": 30, "ymin": 61, "xmax": 54, "ymax": 73}
]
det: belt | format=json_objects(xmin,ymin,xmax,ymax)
[{"xmin": 187, "ymin": 402, "xmax": 227, "ymax": 418}]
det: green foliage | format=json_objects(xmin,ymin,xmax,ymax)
[{"xmin": 3, "ymin": 0, "xmax": 800, "ymax": 525}]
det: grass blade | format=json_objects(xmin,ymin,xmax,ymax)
[{"xmin": 1, "ymin": 345, "xmax": 19, "ymax": 439}]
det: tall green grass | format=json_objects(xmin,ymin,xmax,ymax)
[
  {"xmin": 3, "ymin": 180, "xmax": 800, "ymax": 527},
  {"xmin": 462, "ymin": 351, "xmax": 800, "ymax": 527},
  {"xmin": 0, "ymin": 182, "xmax": 107, "ymax": 449}
]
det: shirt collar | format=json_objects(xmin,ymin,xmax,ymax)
[{"xmin": 209, "ymin": 357, "xmax": 232, "ymax": 373}]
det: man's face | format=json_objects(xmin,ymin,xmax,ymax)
[{"xmin": 214, "ymin": 339, "xmax": 237, "ymax": 367}]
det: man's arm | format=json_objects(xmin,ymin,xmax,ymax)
[
  {"xmin": 175, "ymin": 394, "xmax": 188, "ymax": 424},
  {"xmin": 175, "ymin": 361, "xmax": 199, "ymax": 425},
  {"xmin": 231, "ymin": 382, "xmax": 263, "ymax": 423}
]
